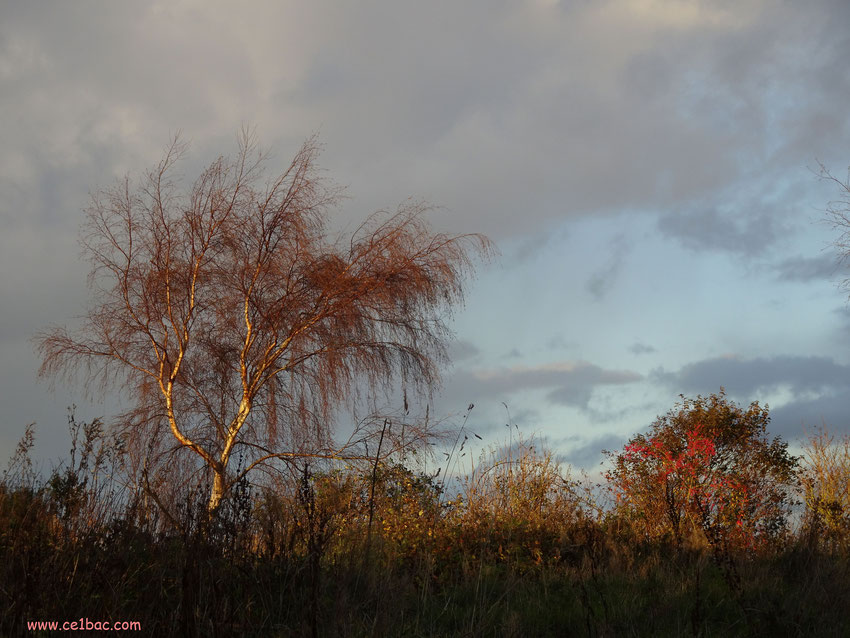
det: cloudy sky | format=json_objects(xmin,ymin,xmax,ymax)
[{"xmin": 3, "ymin": 0, "xmax": 850, "ymax": 472}]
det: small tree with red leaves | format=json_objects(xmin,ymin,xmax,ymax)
[{"xmin": 606, "ymin": 390, "xmax": 798, "ymax": 552}]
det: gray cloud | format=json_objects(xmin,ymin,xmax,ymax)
[
  {"xmin": 448, "ymin": 340, "xmax": 480, "ymax": 363},
  {"xmin": 584, "ymin": 276, "xmax": 608, "ymax": 300},
  {"xmin": 6, "ymin": 2, "xmax": 847, "ymax": 241},
  {"xmin": 561, "ymin": 433, "xmax": 625, "ymax": 469},
  {"xmin": 585, "ymin": 233, "xmax": 629, "ymax": 301},
  {"xmin": 501, "ymin": 406, "xmax": 541, "ymax": 432},
  {"xmin": 3, "ymin": 2, "xmax": 848, "ymax": 251},
  {"xmin": 652, "ymin": 354, "xmax": 850, "ymax": 439},
  {"xmin": 656, "ymin": 207, "xmax": 786, "ymax": 257},
  {"xmin": 775, "ymin": 254, "xmax": 839, "ymax": 282},
  {"xmin": 653, "ymin": 354, "xmax": 849, "ymax": 398},
  {"xmin": 545, "ymin": 335, "xmax": 573, "ymax": 351},
  {"xmin": 769, "ymin": 392, "xmax": 850, "ymax": 439},
  {"xmin": 629, "ymin": 342, "xmax": 657, "ymax": 355},
  {"xmin": 585, "ymin": 400, "xmax": 660, "ymax": 425},
  {"xmin": 586, "ymin": 263, "xmax": 620, "ymax": 301},
  {"xmin": 441, "ymin": 361, "xmax": 642, "ymax": 412},
  {"xmin": 832, "ymin": 306, "xmax": 850, "ymax": 334}
]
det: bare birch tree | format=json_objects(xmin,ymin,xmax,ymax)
[{"xmin": 36, "ymin": 130, "xmax": 491, "ymax": 513}]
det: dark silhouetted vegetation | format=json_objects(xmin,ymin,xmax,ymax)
[{"xmin": 3, "ymin": 395, "xmax": 850, "ymax": 636}]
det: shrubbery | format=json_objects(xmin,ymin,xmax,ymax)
[
  {"xmin": 2, "ymin": 397, "xmax": 850, "ymax": 636},
  {"xmin": 605, "ymin": 391, "xmax": 799, "ymax": 553}
]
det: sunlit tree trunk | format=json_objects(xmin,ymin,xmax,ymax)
[{"xmin": 209, "ymin": 469, "xmax": 227, "ymax": 514}]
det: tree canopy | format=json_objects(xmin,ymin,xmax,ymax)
[{"xmin": 606, "ymin": 390, "xmax": 799, "ymax": 550}]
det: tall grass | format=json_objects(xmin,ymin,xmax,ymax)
[{"xmin": 2, "ymin": 415, "xmax": 850, "ymax": 636}]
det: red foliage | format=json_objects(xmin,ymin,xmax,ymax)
[{"xmin": 607, "ymin": 391, "xmax": 798, "ymax": 551}]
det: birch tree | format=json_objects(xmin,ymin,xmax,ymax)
[{"xmin": 36, "ymin": 130, "xmax": 491, "ymax": 513}]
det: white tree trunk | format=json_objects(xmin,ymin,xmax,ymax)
[{"xmin": 208, "ymin": 470, "xmax": 227, "ymax": 514}]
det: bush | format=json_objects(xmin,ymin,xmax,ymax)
[{"xmin": 605, "ymin": 390, "xmax": 799, "ymax": 552}]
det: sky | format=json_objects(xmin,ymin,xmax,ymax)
[{"xmin": 3, "ymin": 0, "xmax": 850, "ymax": 474}]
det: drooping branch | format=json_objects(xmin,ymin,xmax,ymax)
[{"xmin": 35, "ymin": 130, "xmax": 494, "ymax": 513}]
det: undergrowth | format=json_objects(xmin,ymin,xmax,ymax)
[{"xmin": 2, "ymin": 412, "xmax": 850, "ymax": 637}]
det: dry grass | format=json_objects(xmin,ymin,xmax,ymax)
[
  {"xmin": 3, "ymin": 417, "xmax": 850, "ymax": 636},
  {"xmin": 800, "ymin": 426, "xmax": 850, "ymax": 550}
]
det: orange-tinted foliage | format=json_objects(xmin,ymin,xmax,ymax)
[
  {"xmin": 35, "ymin": 130, "xmax": 493, "ymax": 513},
  {"xmin": 606, "ymin": 390, "xmax": 798, "ymax": 551}
]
